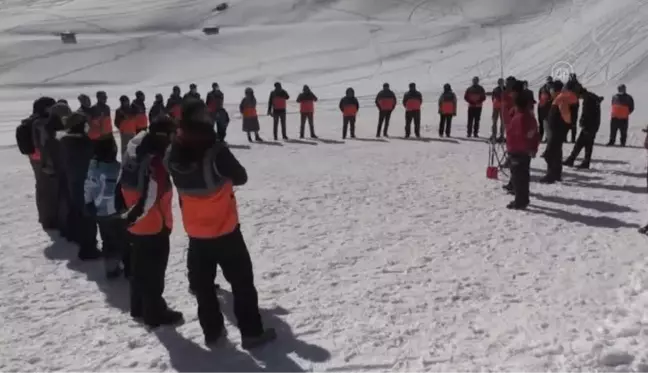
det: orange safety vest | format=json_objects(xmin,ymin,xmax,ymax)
[
  {"xmin": 134, "ymin": 113, "xmax": 148, "ymax": 131},
  {"xmin": 611, "ymin": 104, "xmax": 630, "ymax": 119},
  {"xmin": 378, "ymin": 98, "xmax": 395, "ymax": 111},
  {"xmin": 169, "ymin": 105, "xmax": 182, "ymax": 120},
  {"xmin": 88, "ymin": 116, "xmax": 113, "ymax": 140},
  {"xmin": 343, "ymin": 105, "xmax": 358, "ymax": 117},
  {"xmin": 165, "ymin": 144, "xmax": 239, "ymax": 239},
  {"xmin": 492, "ymin": 97, "xmax": 501, "ymax": 109},
  {"xmin": 467, "ymin": 93, "xmax": 483, "ymax": 107},
  {"xmin": 28, "ymin": 148, "xmax": 41, "ymax": 161},
  {"xmin": 273, "ymin": 96, "xmax": 287, "ymax": 110},
  {"xmin": 440, "ymin": 101, "xmax": 455, "ymax": 115},
  {"xmin": 300, "ymin": 100, "xmax": 315, "ymax": 114},
  {"xmin": 243, "ymin": 106, "xmax": 258, "ymax": 118},
  {"xmin": 119, "ymin": 116, "xmax": 137, "ymax": 135},
  {"xmin": 553, "ymin": 90, "xmax": 578, "ymax": 125},
  {"xmin": 121, "ymin": 145, "xmax": 173, "ymax": 235},
  {"xmin": 405, "ymin": 99, "xmax": 422, "ymax": 111}
]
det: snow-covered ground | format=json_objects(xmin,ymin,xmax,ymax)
[{"xmin": 1, "ymin": 0, "xmax": 648, "ymax": 371}]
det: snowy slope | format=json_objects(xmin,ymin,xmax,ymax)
[{"xmin": 1, "ymin": 0, "xmax": 648, "ymax": 371}]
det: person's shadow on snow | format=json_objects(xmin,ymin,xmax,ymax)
[
  {"xmin": 43, "ymin": 235, "xmax": 130, "ymax": 313},
  {"xmin": 219, "ymin": 289, "xmax": 331, "ymax": 372},
  {"xmin": 154, "ymin": 328, "xmax": 265, "ymax": 372}
]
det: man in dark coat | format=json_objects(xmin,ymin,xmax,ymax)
[
  {"xmin": 607, "ymin": 84, "xmax": 635, "ymax": 147},
  {"xmin": 375, "ymin": 83, "xmax": 396, "ymax": 138},
  {"xmin": 267, "ymin": 82, "xmax": 290, "ymax": 141},
  {"xmin": 564, "ymin": 90, "xmax": 604, "ymax": 169},
  {"xmin": 149, "ymin": 94, "xmax": 166, "ymax": 123},
  {"xmin": 31, "ymin": 97, "xmax": 58, "ymax": 229},
  {"xmin": 59, "ymin": 112, "xmax": 101, "ymax": 260},
  {"xmin": 464, "ymin": 77, "xmax": 486, "ymax": 137},
  {"xmin": 403, "ymin": 83, "xmax": 423, "ymax": 138}
]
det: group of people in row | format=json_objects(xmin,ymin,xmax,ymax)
[{"xmin": 16, "ymin": 96, "xmax": 278, "ymax": 349}]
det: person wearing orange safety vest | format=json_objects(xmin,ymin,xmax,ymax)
[
  {"xmin": 296, "ymin": 85, "xmax": 318, "ymax": 139},
  {"xmin": 119, "ymin": 116, "xmax": 183, "ymax": 328},
  {"xmin": 89, "ymin": 91, "xmax": 114, "ymax": 141},
  {"xmin": 607, "ymin": 84, "xmax": 634, "ymax": 147},
  {"xmin": 240, "ymin": 87, "xmax": 263, "ymax": 143},
  {"xmin": 267, "ymin": 82, "xmax": 290, "ymax": 141},
  {"xmin": 537, "ymin": 76, "xmax": 553, "ymax": 142},
  {"xmin": 132, "ymin": 91, "xmax": 148, "ymax": 134},
  {"xmin": 375, "ymin": 83, "xmax": 397, "ymax": 138},
  {"xmin": 166, "ymin": 86, "xmax": 183, "ymax": 121},
  {"xmin": 489, "ymin": 78, "xmax": 505, "ymax": 141},
  {"xmin": 438, "ymin": 83, "xmax": 457, "ymax": 137},
  {"xmin": 541, "ymin": 80, "xmax": 578, "ymax": 183},
  {"xmin": 403, "ymin": 82, "xmax": 423, "ymax": 138},
  {"xmin": 339, "ymin": 87, "xmax": 359, "ymax": 139},
  {"xmin": 165, "ymin": 99, "xmax": 276, "ymax": 349},
  {"xmin": 464, "ymin": 76, "xmax": 486, "ymax": 138},
  {"xmin": 115, "ymin": 95, "xmax": 135, "ymax": 156}
]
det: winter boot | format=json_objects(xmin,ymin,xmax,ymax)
[
  {"xmin": 255, "ymin": 133, "xmax": 263, "ymax": 142},
  {"xmin": 506, "ymin": 201, "xmax": 528, "ymax": 210},
  {"xmin": 145, "ymin": 309, "xmax": 184, "ymax": 329},
  {"xmin": 639, "ymin": 225, "xmax": 648, "ymax": 234},
  {"xmin": 78, "ymin": 247, "xmax": 102, "ymax": 261},
  {"xmin": 241, "ymin": 328, "xmax": 277, "ymax": 350},
  {"xmin": 563, "ymin": 157, "xmax": 575, "ymax": 167},
  {"xmin": 205, "ymin": 329, "xmax": 229, "ymax": 349},
  {"xmin": 576, "ymin": 162, "xmax": 590, "ymax": 169}
]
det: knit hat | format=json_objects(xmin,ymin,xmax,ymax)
[
  {"xmin": 50, "ymin": 102, "xmax": 72, "ymax": 118},
  {"xmin": 33, "ymin": 97, "xmax": 56, "ymax": 116}
]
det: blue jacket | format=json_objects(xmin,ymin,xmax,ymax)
[{"xmin": 84, "ymin": 159, "xmax": 121, "ymax": 217}]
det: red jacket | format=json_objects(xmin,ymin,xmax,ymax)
[
  {"xmin": 506, "ymin": 109, "xmax": 540, "ymax": 155},
  {"xmin": 501, "ymin": 91, "xmax": 515, "ymax": 126}
]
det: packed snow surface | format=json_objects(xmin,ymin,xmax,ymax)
[{"xmin": 1, "ymin": 0, "xmax": 648, "ymax": 371}]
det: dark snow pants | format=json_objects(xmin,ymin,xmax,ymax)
[
  {"xmin": 544, "ymin": 132, "xmax": 564, "ymax": 181},
  {"xmin": 537, "ymin": 106, "xmax": 549, "ymax": 140},
  {"xmin": 405, "ymin": 110, "xmax": 421, "ymax": 137},
  {"xmin": 609, "ymin": 118, "xmax": 629, "ymax": 146},
  {"xmin": 568, "ymin": 130, "xmax": 597, "ymax": 164},
  {"xmin": 439, "ymin": 114, "xmax": 453, "ymax": 136},
  {"xmin": 272, "ymin": 111, "xmax": 287, "ymax": 140},
  {"xmin": 300, "ymin": 113, "xmax": 315, "ymax": 138},
  {"xmin": 377, "ymin": 111, "xmax": 392, "ymax": 137},
  {"xmin": 566, "ymin": 106, "xmax": 579, "ymax": 143},
  {"xmin": 509, "ymin": 153, "xmax": 531, "ymax": 207},
  {"xmin": 343, "ymin": 116, "xmax": 356, "ymax": 139},
  {"xmin": 187, "ymin": 226, "xmax": 264, "ymax": 340},
  {"xmin": 30, "ymin": 159, "xmax": 47, "ymax": 225},
  {"xmin": 129, "ymin": 229, "xmax": 170, "ymax": 322},
  {"xmin": 467, "ymin": 107, "xmax": 482, "ymax": 137},
  {"xmin": 98, "ymin": 218, "xmax": 129, "ymax": 274}
]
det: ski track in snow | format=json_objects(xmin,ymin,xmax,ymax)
[{"xmin": 1, "ymin": 0, "xmax": 648, "ymax": 371}]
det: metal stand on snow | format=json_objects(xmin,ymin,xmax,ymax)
[{"xmin": 487, "ymin": 137, "xmax": 509, "ymax": 180}]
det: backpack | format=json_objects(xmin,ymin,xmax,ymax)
[{"xmin": 16, "ymin": 117, "xmax": 35, "ymax": 155}]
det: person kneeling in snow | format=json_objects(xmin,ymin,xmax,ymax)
[
  {"xmin": 505, "ymin": 85, "xmax": 540, "ymax": 210},
  {"xmin": 120, "ymin": 117, "xmax": 183, "ymax": 328},
  {"xmin": 84, "ymin": 137, "xmax": 131, "ymax": 279}
]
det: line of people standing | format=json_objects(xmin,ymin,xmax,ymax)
[{"xmin": 17, "ymin": 93, "xmax": 277, "ymax": 349}]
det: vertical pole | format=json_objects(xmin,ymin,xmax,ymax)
[{"xmin": 499, "ymin": 25, "xmax": 504, "ymax": 79}]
